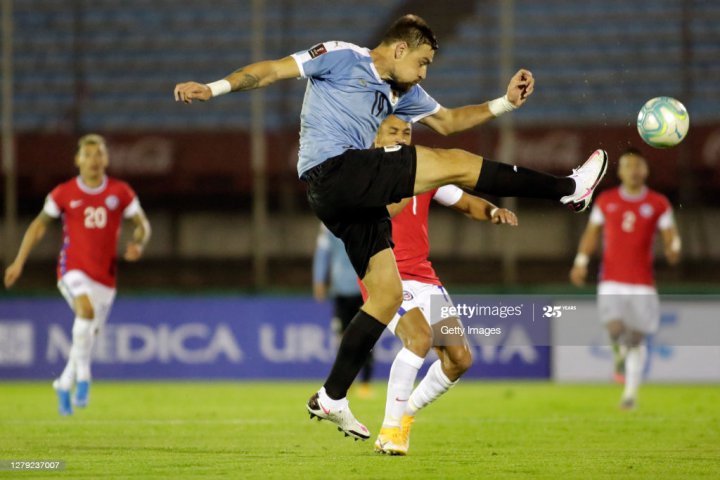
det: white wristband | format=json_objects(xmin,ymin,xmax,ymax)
[
  {"xmin": 574, "ymin": 253, "xmax": 589, "ymax": 268},
  {"xmin": 488, "ymin": 95, "xmax": 517, "ymax": 117},
  {"xmin": 489, "ymin": 207, "xmax": 499, "ymax": 218},
  {"xmin": 206, "ymin": 79, "xmax": 232, "ymax": 97}
]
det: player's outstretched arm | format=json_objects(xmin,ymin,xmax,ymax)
[
  {"xmin": 569, "ymin": 222, "xmax": 602, "ymax": 287},
  {"xmin": 4, "ymin": 212, "xmax": 53, "ymax": 288},
  {"xmin": 124, "ymin": 209, "xmax": 151, "ymax": 262},
  {"xmin": 420, "ymin": 69, "xmax": 534, "ymax": 135},
  {"xmin": 450, "ymin": 193, "xmax": 518, "ymax": 225},
  {"xmin": 174, "ymin": 56, "xmax": 301, "ymax": 103},
  {"xmin": 661, "ymin": 226, "xmax": 681, "ymax": 265}
]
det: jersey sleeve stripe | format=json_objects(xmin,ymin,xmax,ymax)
[
  {"xmin": 123, "ymin": 197, "xmax": 141, "ymax": 219},
  {"xmin": 410, "ymin": 103, "xmax": 441, "ymax": 123},
  {"xmin": 433, "ymin": 185, "xmax": 464, "ymax": 206},
  {"xmin": 290, "ymin": 53, "xmax": 308, "ymax": 78},
  {"xmin": 589, "ymin": 204, "xmax": 605, "ymax": 225},
  {"xmin": 658, "ymin": 208, "xmax": 675, "ymax": 230},
  {"xmin": 43, "ymin": 195, "xmax": 61, "ymax": 218}
]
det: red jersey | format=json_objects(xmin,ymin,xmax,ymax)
[
  {"xmin": 591, "ymin": 186, "xmax": 674, "ymax": 286},
  {"xmin": 44, "ymin": 176, "xmax": 140, "ymax": 288},
  {"xmin": 392, "ymin": 185, "xmax": 464, "ymax": 285}
]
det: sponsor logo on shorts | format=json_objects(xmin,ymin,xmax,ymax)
[
  {"xmin": 308, "ymin": 43, "xmax": 327, "ymax": 59},
  {"xmin": 402, "ymin": 290, "xmax": 413, "ymax": 301},
  {"xmin": 105, "ymin": 195, "xmax": 119, "ymax": 210}
]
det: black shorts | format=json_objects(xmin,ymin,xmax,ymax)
[{"xmin": 302, "ymin": 145, "xmax": 417, "ymax": 278}]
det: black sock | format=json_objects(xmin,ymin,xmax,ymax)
[
  {"xmin": 324, "ymin": 310, "xmax": 385, "ymax": 400},
  {"xmin": 474, "ymin": 158, "xmax": 575, "ymax": 200}
]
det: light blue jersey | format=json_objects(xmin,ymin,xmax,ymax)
[
  {"xmin": 291, "ymin": 41, "xmax": 441, "ymax": 177},
  {"xmin": 313, "ymin": 224, "xmax": 360, "ymax": 297}
]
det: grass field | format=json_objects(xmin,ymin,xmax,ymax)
[{"xmin": 1, "ymin": 381, "xmax": 718, "ymax": 479}]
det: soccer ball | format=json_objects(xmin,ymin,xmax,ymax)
[{"xmin": 636, "ymin": 96, "xmax": 689, "ymax": 148}]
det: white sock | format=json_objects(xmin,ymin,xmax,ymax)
[
  {"xmin": 622, "ymin": 344, "xmax": 647, "ymax": 401},
  {"xmin": 406, "ymin": 359, "xmax": 457, "ymax": 416},
  {"xmin": 57, "ymin": 355, "xmax": 76, "ymax": 391},
  {"xmin": 318, "ymin": 386, "xmax": 348, "ymax": 411},
  {"xmin": 382, "ymin": 348, "xmax": 425, "ymax": 428},
  {"xmin": 70, "ymin": 318, "xmax": 95, "ymax": 383}
]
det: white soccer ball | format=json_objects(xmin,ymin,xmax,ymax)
[{"xmin": 636, "ymin": 96, "xmax": 690, "ymax": 148}]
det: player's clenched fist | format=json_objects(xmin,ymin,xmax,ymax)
[
  {"xmin": 174, "ymin": 82, "xmax": 212, "ymax": 103},
  {"xmin": 123, "ymin": 242, "xmax": 144, "ymax": 262},
  {"xmin": 491, "ymin": 208, "xmax": 518, "ymax": 226},
  {"xmin": 4, "ymin": 262, "xmax": 23, "ymax": 288},
  {"xmin": 506, "ymin": 69, "xmax": 534, "ymax": 107},
  {"xmin": 569, "ymin": 265, "xmax": 587, "ymax": 287}
]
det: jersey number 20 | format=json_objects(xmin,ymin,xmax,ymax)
[{"xmin": 84, "ymin": 206, "xmax": 107, "ymax": 229}]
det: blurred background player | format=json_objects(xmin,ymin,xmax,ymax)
[
  {"xmin": 3, "ymin": 134, "xmax": 151, "ymax": 416},
  {"xmin": 313, "ymin": 224, "xmax": 374, "ymax": 398},
  {"xmin": 369, "ymin": 115, "xmax": 517, "ymax": 454},
  {"xmin": 570, "ymin": 148, "xmax": 681, "ymax": 410}
]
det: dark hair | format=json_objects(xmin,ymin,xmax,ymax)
[
  {"xmin": 381, "ymin": 14, "xmax": 438, "ymax": 50},
  {"xmin": 621, "ymin": 146, "xmax": 645, "ymax": 158}
]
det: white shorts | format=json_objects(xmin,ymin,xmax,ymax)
[
  {"xmin": 597, "ymin": 281, "xmax": 660, "ymax": 334},
  {"xmin": 58, "ymin": 270, "xmax": 116, "ymax": 331},
  {"xmin": 387, "ymin": 280, "xmax": 455, "ymax": 335}
]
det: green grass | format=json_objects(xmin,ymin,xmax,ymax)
[{"xmin": 1, "ymin": 382, "xmax": 718, "ymax": 479}]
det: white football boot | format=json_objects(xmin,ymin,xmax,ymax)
[
  {"xmin": 561, "ymin": 149, "xmax": 609, "ymax": 212},
  {"xmin": 307, "ymin": 392, "xmax": 370, "ymax": 441}
]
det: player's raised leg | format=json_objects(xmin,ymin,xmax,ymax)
[{"xmin": 412, "ymin": 145, "xmax": 608, "ymax": 212}]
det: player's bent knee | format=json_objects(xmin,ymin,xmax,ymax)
[
  {"xmin": 448, "ymin": 346, "xmax": 473, "ymax": 374},
  {"xmin": 74, "ymin": 296, "xmax": 94, "ymax": 320},
  {"xmin": 396, "ymin": 311, "xmax": 432, "ymax": 357},
  {"xmin": 407, "ymin": 326, "xmax": 432, "ymax": 356}
]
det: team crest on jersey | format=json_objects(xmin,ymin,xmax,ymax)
[
  {"xmin": 308, "ymin": 43, "xmax": 327, "ymax": 59},
  {"xmin": 403, "ymin": 290, "xmax": 414, "ymax": 301},
  {"xmin": 105, "ymin": 195, "xmax": 119, "ymax": 210},
  {"xmin": 640, "ymin": 203, "xmax": 654, "ymax": 218}
]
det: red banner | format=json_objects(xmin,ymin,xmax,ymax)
[{"xmin": 3, "ymin": 125, "xmax": 719, "ymax": 203}]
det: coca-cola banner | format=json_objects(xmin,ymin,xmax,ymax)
[{"xmin": 3, "ymin": 126, "xmax": 719, "ymax": 201}]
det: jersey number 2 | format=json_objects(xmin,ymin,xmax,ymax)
[
  {"xmin": 84, "ymin": 206, "xmax": 107, "ymax": 229},
  {"xmin": 622, "ymin": 211, "xmax": 636, "ymax": 233}
]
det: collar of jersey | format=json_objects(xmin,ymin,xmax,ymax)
[
  {"xmin": 76, "ymin": 175, "xmax": 108, "ymax": 195},
  {"xmin": 619, "ymin": 185, "xmax": 648, "ymax": 202},
  {"xmin": 368, "ymin": 58, "xmax": 383, "ymax": 83}
]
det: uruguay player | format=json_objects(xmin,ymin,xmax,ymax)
[{"xmin": 175, "ymin": 15, "xmax": 607, "ymax": 440}]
